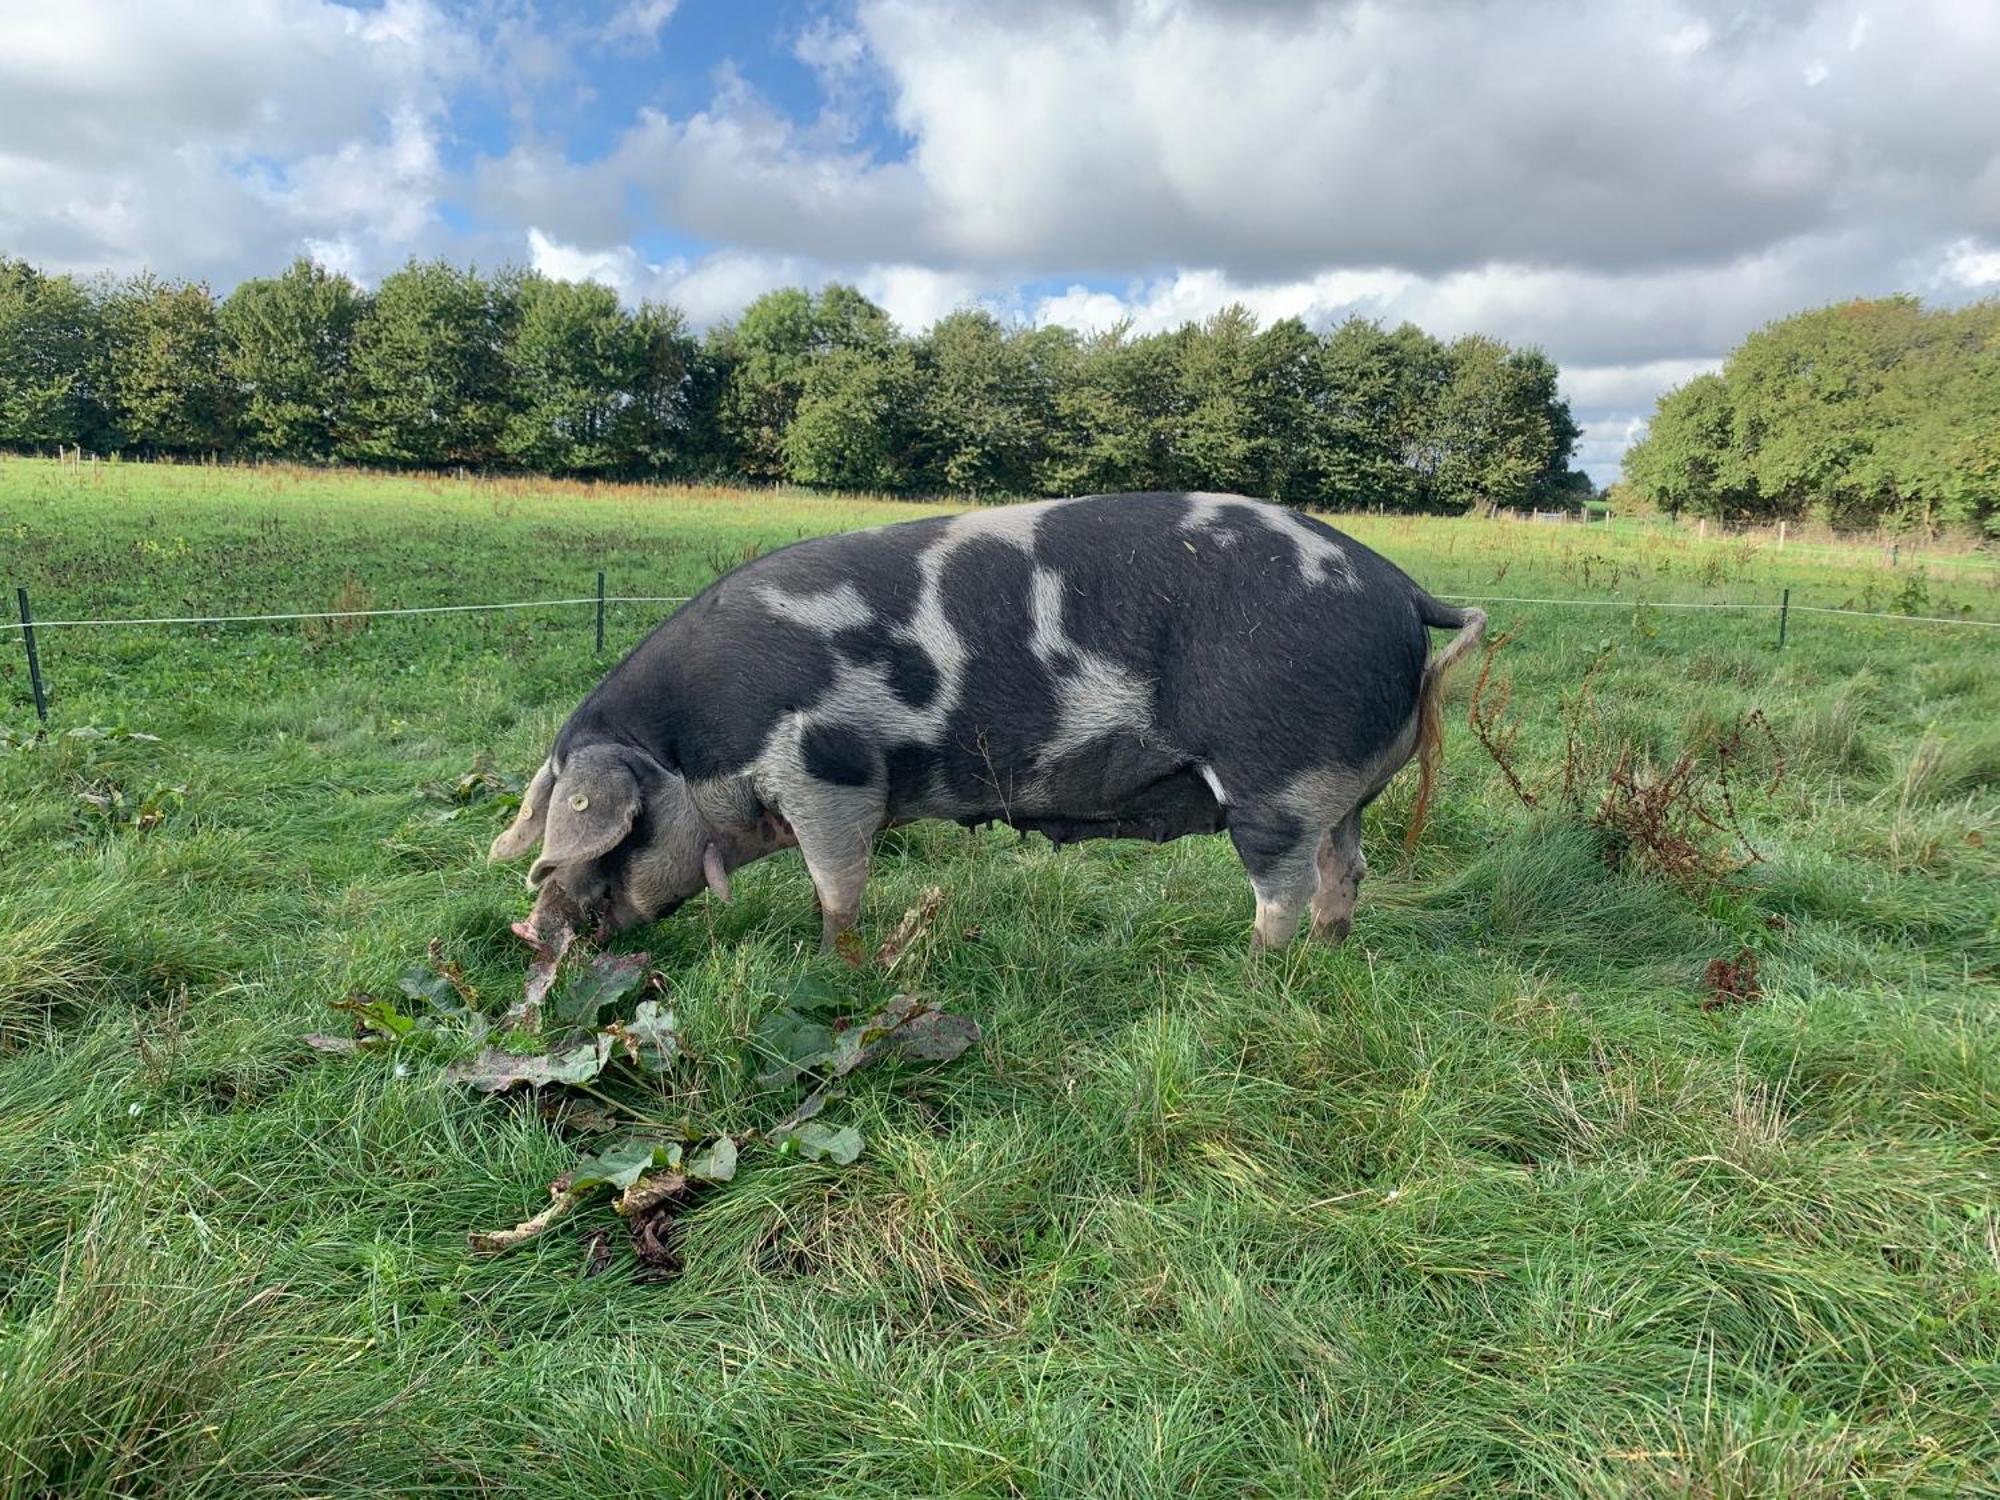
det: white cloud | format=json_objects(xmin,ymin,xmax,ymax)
[
  {"xmin": 602, "ymin": 0, "xmax": 680, "ymax": 52},
  {"xmin": 853, "ymin": 265, "xmax": 989, "ymax": 330},
  {"xmin": 0, "ymin": 0, "xmax": 462, "ymax": 284},
  {"xmin": 846, "ymin": 0, "xmax": 2000, "ymax": 278},
  {"xmin": 526, "ymin": 227, "xmax": 658, "ymax": 301},
  {"xmin": 1940, "ymin": 238, "xmax": 2000, "ymax": 287},
  {"xmin": 1560, "ymin": 359, "xmax": 1722, "ymax": 411},
  {"xmin": 523, "ymin": 227, "xmax": 982, "ymax": 332}
]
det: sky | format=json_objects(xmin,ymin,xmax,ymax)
[{"xmin": 2, "ymin": 0, "xmax": 1998, "ymax": 484}]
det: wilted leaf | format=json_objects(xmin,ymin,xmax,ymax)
[
  {"xmin": 445, "ymin": 1035, "xmax": 611, "ymax": 1093},
  {"xmin": 783, "ymin": 973, "xmax": 844, "ymax": 1015},
  {"xmin": 581, "ymin": 1226, "xmax": 614, "ymax": 1278},
  {"xmin": 510, "ymin": 888, "xmax": 580, "ymax": 1030},
  {"xmin": 616, "ymin": 1169, "xmax": 686, "ymax": 1217},
  {"xmin": 685, "ymin": 1135, "xmax": 737, "ymax": 1183},
  {"xmin": 467, "ymin": 1184, "xmax": 583, "ymax": 1256},
  {"xmin": 831, "ymin": 995, "xmax": 980, "ymax": 1077},
  {"xmin": 833, "ymin": 928, "xmax": 865, "ymax": 969},
  {"xmin": 768, "ymin": 1085, "xmax": 829, "ymax": 1137},
  {"xmin": 753, "ymin": 1007, "xmax": 836, "ymax": 1088},
  {"xmin": 540, "ymin": 1098, "xmax": 622, "ymax": 1136},
  {"xmin": 630, "ymin": 1203, "xmax": 683, "ymax": 1276},
  {"xmin": 420, "ymin": 758, "xmax": 523, "ymax": 806},
  {"xmin": 398, "ymin": 966, "xmax": 463, "ymax": 1015},
  {"xmin": 570, "ymin": 1137, "xmax": 666, "ymax": 1193},
  {"xmin": 552, "ymin": 950, "xmax": 650, "ymax": 1030},
  {"xmin": 756, "ymin": 995, "xmax": 980, "ymax": 1125},
  {"xmin": 890, "ymin": 1006, "xmax": 980, "ymax": 1064},
  {"xmin": 875, "ymin": 886, "xmax": 945, "ymax": 969},
  {"xmin": 303, "ymin": 1033, "xmax": 362, "ymax": 1055},
  {"xmin": 777, "ymin": 1122, "xmax": 863, "ymax": 1165},
  {"xmin": 607, "ymin": 999, "xmax": 678, "ymax": 1073}
]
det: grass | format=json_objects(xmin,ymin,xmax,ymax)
[{"xmin": 0, "ymin": 456, "xmax": 1995, "ymax": 1497}]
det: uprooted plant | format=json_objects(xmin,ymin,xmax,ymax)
[
  {"xmin": 1467, "ymin": 634, "xmax": 1785, "ymax": 894},
  {"xmin": 307, "ymin": 885, "xmax": 976, "ymax": 1276}
]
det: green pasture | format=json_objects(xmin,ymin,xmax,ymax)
[{"xmin": 0, "ymin": 458, "xmax": 1995, "ymax": 1497}]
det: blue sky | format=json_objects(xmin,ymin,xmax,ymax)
[{"xmin": 4, "ymin": 0, "xmax": 1999, "ymax": 483}]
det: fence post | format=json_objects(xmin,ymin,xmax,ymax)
[
  {"xmin": 16, "ymin": 587, "xmax": 47, "ymax": 722},
  {"xmin": 1777, "ymin": 520, "xmax": 1786, "ymax": 551},
  {"xmin": 595, "ymin": 570, "xmax": 606, "ymax": 654},
  {"xmin": 1776, "ymin": 587, "xmax": 1790, "ymax": 651}
]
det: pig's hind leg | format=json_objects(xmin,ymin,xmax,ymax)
[
  {"xmin": 1227, "ymin": 805, "xmax": 1325, "ymax": 951},
  {"xmin": 1310, "ymin": 810, "xmax": 1365, "ymax": 944}
]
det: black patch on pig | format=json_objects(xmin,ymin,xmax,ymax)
[
  {"xmin": 1227, "ymin": 807, "xmax": 1311, "ymax": 879},
  {"xmin": 925, "ymin": 536, "xmax": 1061, "ymax": 808},
  {"xmin": 882, "ymin": 742, "xmax": 938, "ymax": 813},
  {"xmin": 1002, "ymin": 766, "xmax": 1225, "ymax": 846},
  {"xmin": 801, "ymin": 722, "xmax": 877, "ymax": 788},
  {"xmin": 831, "ymin": 627, "xmax": 939, "ymax": 709}
]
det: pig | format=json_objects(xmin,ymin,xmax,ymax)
[{"xmin": 490, "ymin": 491, "xmax": 1485, "ymax": 953}]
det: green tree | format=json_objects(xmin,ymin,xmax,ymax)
[
  {"xmin": 1428, "ymin": 336, "xmax": 1579, "ymax": 512},
  {"xmin": 1308, "ymin": 317, "xmax": 1421, "ymax": 511},
  {"xmin": 1246, "ymin": 316, "xmax": 1321, "ymax": 504},
  {"xmin": 915, "ymin": 309, "xmax": 1039, "ymax": 496},
  {"xmin": 1621, "ymin": 374, "xmax": 1754, "ymax": 520},
  {"xmin": 783, "ymin": 343, "xmax": 920, "ymax": 491},
  {"xmin": 1625, "ymin": 295, "xmax": 1998, "ymax": 533},
  {"xmin": 1040, "ymin": 325, "xmax": 1181, "ymax": 495},
  {"xmin": 0, "ymin": 259, "xmax": 107, "ymax": 450},
  {"xmin": 1163, "ymin": 305, "xmax": 1258, "ymax": 493},
  {"xmin": 101, "ymin": 274, "xmax": 234, "ymax": 455},
  {"xmin": 502, "ymin": 274, "xmax": 660, "ymax": 475},
  {"xmin": 1723, "ymin": 297, "xmax": 1922, "ymax": 525},
  {"xmin": 712, "ymin": 285, "xmax": 895, "ymax": 480},
  {"xmin": 345, "ymin": 260, "xmax": 514, "ymax": 467},
  {"xmin": 219, "ymin": 258, "xmax": 362, "ymax": 459},
  {"xmin": 1383, "ymin": 323, "xmax": 1456, "ymax": 510},
  {"xmin": 615, "ymin": 302, "xmax": 701, "ymax": 475}
]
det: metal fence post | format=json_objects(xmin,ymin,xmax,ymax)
[
  {"xmin": 16, "ymin": 587, "xmax": 47, "ymax": 722},
  {"xmin": 595, "ymin": 570, "xmax": 606, "ymax": 653},
  {"xmin": 1777, "ymin": 587, "xmax": 1790, "ymax": 650}
]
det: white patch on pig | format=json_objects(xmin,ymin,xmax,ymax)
[
  {"xmin": 746, "ymin": 497, "xmax": 1087, "ymax": 813},
  {"xmin": 1026, "ymin": 563, "xmax": 1155, "ymax": 760},
  {"xmin": 1183, "ymin": 491, "xmax": 1358, "ymax": 589},
  {"xmin": 753, "ymin": 580, "xmax": 875, "ymax": 633},
  {"xmin": 1257, "ymin": 506, "xmax": 1358, "ymax": 589},
  {"xmin": 1049, "ymin": 659, "xmax": 1153, "ymax": 760},
  {"xmin": 1179, "ymin": 492, "xmax": 1248, "ymax": 545},
  {"xmin": 1198, "ymin": 764, "xmax": 1231, "ymax": 806}
]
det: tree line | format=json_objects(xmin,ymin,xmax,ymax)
[
  {"xmin": 0, "ymin": 254, "xmax": 1585, "ymax": 510},
  {"xmin": 1620, "ymin": 296, "xmax": 2000, "ymax": 534}
]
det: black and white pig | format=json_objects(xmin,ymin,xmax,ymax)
[{"xmin": 490, "ymin": 491, "xmax": 1485, "ymax": 952}]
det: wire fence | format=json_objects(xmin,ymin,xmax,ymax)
[
  {"xmin": 5, "ymin": 590, "xmax": 1996, "ymax": 634},
  {"xmin": 0, "ymin": 595, "xmax": 692, "ymax": 630},
  {"xmin": 5, "ymin": 578, "xmax": 1997, "ymax": 726}
]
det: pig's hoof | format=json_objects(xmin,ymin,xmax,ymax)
[{"xmin": 1313, "ymin": 917, "xmax": 1352, "ymax": 945}]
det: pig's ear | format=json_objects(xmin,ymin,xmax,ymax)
[
  {"xmin": 489, "ymin": 759, "xmax": 556, "ymax": 862},
  {"xmin": 703, "ymin": 843, "xmax": 732, "ymax": 903},
  {"xmin": 528, "ymin": 747, "xmax": 642, "ymax": 886}
]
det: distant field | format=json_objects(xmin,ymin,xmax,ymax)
[{"xmin": 1, "ymin": 458, "xmax": 1995, "ymax": 1497}]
